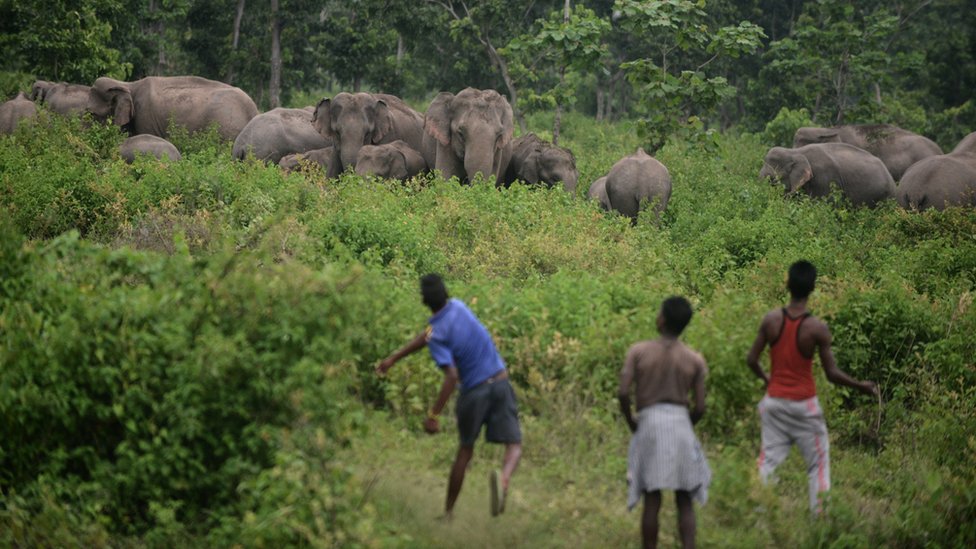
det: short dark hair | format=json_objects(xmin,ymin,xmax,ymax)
[
  {"xmin": 661, "ymin": 296, "xmax": 693, "ymax": 335},
  {"xmin": 787, "ymin": 260, "xmax": 817, "ymax": 299},
  {"xmin": 420, "ymin": 273, "xmax": 449, "ymax": 311}
]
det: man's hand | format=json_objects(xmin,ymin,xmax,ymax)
[
  {"xmin": 860, "ymin": 380, "xmax": 879, "ymax": 397},
  {"xmin": 375, "ymin": 357, "xmax": 395, "ymax": 376},
  {"xmin": 423, "ymin": 417, "xmax": 440, "ymax": 434}
]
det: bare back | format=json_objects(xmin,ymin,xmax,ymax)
[{"xmin": 620, "ymin": 339, "xmax": 707, "ymax": 411}]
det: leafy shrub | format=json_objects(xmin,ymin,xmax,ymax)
[{"xmin": 761, "ymin": 107, "xmax": 815, "ymax": 147}]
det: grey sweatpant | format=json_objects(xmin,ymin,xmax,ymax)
[{"xmin": 757, "ymin": 395, "xmax": 830, "ymax": 514}]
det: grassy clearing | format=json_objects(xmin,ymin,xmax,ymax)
[{"xmin": 0, "ymin": 111, "xmax": 973, "ymax": 546}]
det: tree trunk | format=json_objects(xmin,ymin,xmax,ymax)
[
  {"xmin": 482, "ymin": 38, "xmax": 524, "ymax": 133},
  {"xmin": 396, "ymin": 34, "xmax": 405, "ymax": 76},
  {"xmin": 552, "ymin": 0, "xmax": 570, "ymax": 145},
  {"xmin": 596, "ymin": 84, "xmax": 606, "ymax": 121},
  {"xmin": 269, "ymin": 0, "xmax": 282, "ymax": 108},
  {"xmin": 227, "ymin": 0, "xmax": 246, "ymax": 84}
]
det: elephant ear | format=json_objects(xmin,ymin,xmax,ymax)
[
  {"xmin": 424, "ymin": 92, "xmax": 454, "ymax": 147},
  {"xmin": 311, "ymin": 98, "xmax": 334, "ymax": 139},
  {"xmin": 487, "ymin": 91, "xmax": 514, "ymax": 148},
  {"xmin": 788, "ymin": 156, "xmax": 814, "ymax": 192},
  {"xmin": 110, "ymin": 86, "xmax": 133, "ymax": 128},
  {"xmin": 521, "ymin": 150, "xmax": 540, "ymax": 184},
  {"xmin": 817, "ymin": 132, "xmax": 839, "ymax": 143},
  {"xmin": 372, "ymin": 99, "xmax": 393, "ymax": 144}
]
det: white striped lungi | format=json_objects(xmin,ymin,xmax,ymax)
[
  {"xmin": 757, "ymin": 395, "xmax": 831, "ymax": 514},
  {"xmin": 627, "ymin": 404, "xmax": 711, "ymax": 510}
]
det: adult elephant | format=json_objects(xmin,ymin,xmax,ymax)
[
  {"xmin": 504, "ymin": 132, "xmax": 579, "ymax": 193},
  {"xmin": 0, "ymin": 92, "xmax": 37, "ymax": 134},
  {"xmin": 279, "ymin": 147, "xmax": 335, "ymax": 174},
  {"xmin": 86, "ymin": 76, "xmax": 258, "ymax": 141},
  {"xmin": 896, "ymin": 135, "xmax": 976, "ymax": 210},
  {"xmin": 120, "ymin": 135, "xmax": 181, "ymax": 163},
  {"xmin": 355, "ymin": 140, "xmax": 427, "ymax": 181},
  {"xmin": 587, "ymin": 176, "xmax": 610, "ymax": 211},
  {"xmin": 312, "ymin": 92, "xmax": 428, "ymax": 179},
  {"xmin": 601, "ymin": 148, "xmax": 672, "ymax": 223},
  {"xmin": 233, "ymin": 107, "xmax": 331, "ymax": 164},
  {"xmin": 760, "ymin": 143, "xmax": 895, "ymax": 207},
  {"xmin": 31, "ymin": 81, "xmax": 91, "ymax": 116},
  {"xmin": 793, "ymin": 124, "xmax": 942, "ymax": 181},
  {"xmin": 424, "ymin": 88, "xmax": 514, "ymax": 185}
]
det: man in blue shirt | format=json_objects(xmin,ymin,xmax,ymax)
[{"xmin": 377, "ymin": 274, "xmax": 522, "ymax": 518}]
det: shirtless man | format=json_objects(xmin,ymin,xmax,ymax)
[
  {"xmin": 619, "ymin": 296, "xmax": 711, "ymax": 549},
  {"xmin": 746, "ymin": 260, "xmax": 878, "ymax": 515}
]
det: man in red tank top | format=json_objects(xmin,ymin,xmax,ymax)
[{"xmin": 746, "ymin": 261, "xmax": 877, "ymax": 515}]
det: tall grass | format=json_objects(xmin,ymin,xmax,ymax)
[{"xmin": 0, "ymin": 112, "xmax": 973, "ymax": 546}]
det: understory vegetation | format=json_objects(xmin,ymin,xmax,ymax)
[{"xmin": 1, "ymin": 113, "xmax": 974, "ymax": 547}]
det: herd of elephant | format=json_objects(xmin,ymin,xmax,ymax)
[{"xmin": 2, "ymin": 75, "xmax": 975, "ymax": 215}]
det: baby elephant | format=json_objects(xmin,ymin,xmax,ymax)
[
  {"xmin": 760, "ymin": 143, "xmax": 895, "ymax": 207},
  {"xmin": 0, "ymin": 92, "xmax": 37, "ymax": 135},
  {"xmin": 280, "ymin": 147, "xmax": 335, "ymax": 174},
  {"xmin": 120, "ymin": 134, "xmax": 181, "ymax": 163},
  {"xmin": 587, "ymin": 176, "xmax": 610, "ymax": 211},
  {"xmin": 504, "ymin": 133, "xmax": 579, "ymax": 193},
  {"xmin": 595, "ymin": 148, "xmax": 672, "ymax": 223},
  {"xmin": 354, "ymin": 140, "xmax": 427, "ymax": 181}
]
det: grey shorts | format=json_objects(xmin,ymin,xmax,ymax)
[{"xmin": 456, "ymin": 378, "xmax": 522, "ymax": 447}]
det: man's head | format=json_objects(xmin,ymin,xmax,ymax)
[
  {"xmin": 658, "ymin": 296, "xmax": 693, "ymax": 336},
  {"xmin": 420, "ymin": 273, "xmax": 449, "ymax": 312},
  {"xmin": 787, "ymin": 260, "xmax": 817, "ymax": 300}
]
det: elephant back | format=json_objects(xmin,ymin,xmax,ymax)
[
  {"xmin": 0, "ymin": 92, "xmax": 38, "ymax": 135},
  {"xmin": 605, "ymin": 149, "xmax": 672, "ymax": 219},
  {"xmin": 135, "ymin": 76, "xmax": 258, "ymax": 141},
  {"xmin": 233, "ymin": 107, "xmax": 331, "ymax": 164}
]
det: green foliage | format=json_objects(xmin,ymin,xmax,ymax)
[
  {"xmin": 1, "ymin": 113, "xmax": 975, "ymax": 546},
  {"xmin": 762, "ymin": 107, "xmax": 815, "ymax": 147},
  {"xmin": 615, "ymin": 0, "xmax": 765, "ymax": 151},
  {"xmin": 503, "ymin": 6, "xmax": 610, "ymax": 121},
  {"xmin": 0, "ymin": 0, "xmax": 131, "ymax": 82}
]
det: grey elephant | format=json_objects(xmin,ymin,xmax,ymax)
[
  {"xmin": 0, "ymin": 92, "xmax": 37, "ymax": 135},
  {"xmin": 279, "ymin": 147, "xmax": 335, "ymax": 174},
  {"xmin": 600, "ymin": 148, "xmax": 672, "ymax": 223},
  {"xmin": 760, "ymin": 143, "xmax": 895, "ymax": 207},
  {"xmin": 86, "ymin": 76, "xmax": 258, "ymax": 141},
  {"xmin": 312, "ymin": 92, "xmax": 428, "ymax": 179},
  {"xmin": 354, "ymin": 140, "xmax": 427, "ymax": 181},
  {"xmin": 896, "ymin": 137, "xmax": 976, "ymax": 210},
  {"xmin": 233, "ymin": 107, "xmax": 331, "ymax": 164},
  {"xmin": 504, "ymin": 132, "xmax": 579, "ymax": 193},
  {"xmin": 587, "ymin": 176, "xmax": 610, "ymax": 211},
  {"xmin": 793, "ymin": 124, "xmax": 942, "ymax": 181},
  {"xmin": 120, "ymin": 134, "xmax": 181, "ymax": 163},
  {"xmin": 31, "ymin": 81, "xmax": 91, "ymax": 116},
  {"xmin": 424, "ymin": 88, "xmax": 514, "ymax": 185},
  {"xmin": 951, "ymin": 131, "xmax": 976, "ymax": 155}
]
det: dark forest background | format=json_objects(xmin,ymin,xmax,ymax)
[{"xmin": 2, "ymin": 0, "xmax": 975, "ymax": 147}]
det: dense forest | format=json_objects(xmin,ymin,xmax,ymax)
[
  {"xmin": 2, "ymin": 0, "xmax": 975, "ymax": 147},
  {"xmin": 2, "ymin": 1, "xmax": 975, "ymax": 547}
]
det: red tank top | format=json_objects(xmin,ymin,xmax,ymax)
[{"xmin": 768, "ymin": 309, "xmax": 817, "ymax": 400}]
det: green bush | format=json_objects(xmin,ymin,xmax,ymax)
[{"xmin": 761, "ymin": 106, "xmax": 815, "ymax": 147}]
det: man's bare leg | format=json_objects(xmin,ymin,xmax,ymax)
[
  {"xmin": 642, "ymin": 490, "xmax": 662, "ymax": 549},
  {"xmin": 501, "ymin": 443, "xmax": 522, "ymax": 490},
  {"xmin": 675, "ymin": 490, "xmax": 696, "ymax": 549},
  {"xmin": 446, "ymin": 446, "xmax": 474, "ymax": 516}
]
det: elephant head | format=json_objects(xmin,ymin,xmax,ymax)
[
  {"xmin": 425, "ymin": 88, "xmax": 514, "ymax": 183},
  {"xmin": 793, "ymin": 127, "xmax": 840, "ymax": 148},
  {"xmin": 355, "ymin": 141, "xmax": 426, "ymax": 181},
  {"xmin": 31, "ymin": 80, "xmax": 54, "ymax": 102},
  {"xmin": 760, "ymin": 147, "xmax": 813, "ymax": 194},
  {"xmin": 87, "ymin": 77, "xmax": 133, "ymax": 128},
  {"xmin": 525, "ymin": 145, "xmax": 578, "ymax": 192},
  {"xmin": 312, "ymin": 93, "xmax": 394, "ymax": 172}
]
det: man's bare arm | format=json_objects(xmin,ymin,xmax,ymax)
[
  {"xmin": 690, "ymin": 360, "xmax": 706, "ymax": 425},
  {"xmin": 815, "ymin": 323, "xmax": 878, "ymax": 396},
  {"xmin": 617, "ymin": 348, "xmax": 638, "ymax": 433},
  {"xmin": 376, "ymin": 330, "xmax": 428, "ymax": 375},
  {"xmin": 745, "ymin": 315, "xmax": 771, "ymax": 388}
]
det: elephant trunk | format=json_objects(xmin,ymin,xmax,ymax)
[{"xmin": 463, "ymin": 141, "xmax": 497, "ymax": 183}]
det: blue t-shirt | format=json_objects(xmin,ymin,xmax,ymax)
[{"xmin": 426, "ymin": 298, "xmax": 506, "ymax": 391}]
